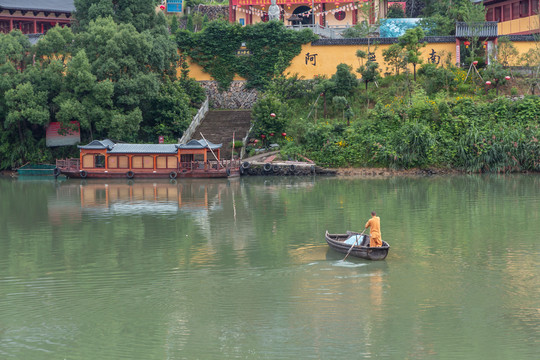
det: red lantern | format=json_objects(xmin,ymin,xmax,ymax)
[
  {"xmin": 464, "ymin": 41, "xmax": 470, "ymax": 48},
  {"xmin": 261, "ymin": 134, "xmax": 266, "ymax": 139},
  {"xmin": 505, "ymin": 76, "xmax": 511, "ymax": 80},
  {"xmin": 281, "ymin": 132, "xmax": 287, "ymax": 137},
  {"xmin": 486, "ymin": 81, "xmax": 492, "ymax": 85},
  {"xmin": 473, "ymin": 61, "xmax": 478, "ymax": 66},
  {"xmin": 270, "ymin": 133, "xmax": 274, "ymax": 136},
  {"xmin": 270, "ymin": 113, "xmax": 276, "ymax": 117},
  {"xmin": 483, "ymin": 41, "xmax": 488, "ymax": 48},
  {"xmin": 254, "ymin": 139, "xmax": 258, "ymax": 144},
  {"xmin": 159, "ymin": 5, "xmax": 165, "ymax": 10}
]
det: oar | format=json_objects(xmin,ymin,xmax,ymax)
[{"xmin": 343, "ymin": 230, "xmax": 366, "ymax": 261}]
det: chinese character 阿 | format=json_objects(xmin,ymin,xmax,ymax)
[
  {"xmin": 428, "ymin": 49, "xmax": 440, "ymax": 64},
  {"xmin": 305, "ymin": 53, "xmax": 318, "ymax": 66},
  {"xmin": 368, "ymin": 52, "xmax": 376, "ymax": 62}
]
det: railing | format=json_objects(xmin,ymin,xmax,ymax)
[
  {"xmin": 285, "ymin": 24, "xmax": 344, "ymax": 39},
  {"xmin": 179, "ymin": 97, "xmax": 209, "ymax": 144},
  {"xmin": 56, "ymin": 158, "xmax": 80, "ymax": 171}
]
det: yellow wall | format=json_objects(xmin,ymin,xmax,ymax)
[
  {"xmin": 286, "ymin": 42, "xmax": 456, "ymax": 78},
  {"xmin": 183, "ymin": 40, "xmax": 539, "ymax": 81},
  {"xmin": 498, "ymin": 15, "xmax": 540, "ymax": 35}
]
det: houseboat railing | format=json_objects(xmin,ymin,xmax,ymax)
[
  {"xmin": 56, "ymin": 158, "xmax": 80, "ymax": 171},
  {"xmin": 179, "ymin": 97, "xmax": 209, "ymax": 144}
]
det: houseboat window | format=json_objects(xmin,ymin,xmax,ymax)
[
  {"xmin": 118, "ymin": 156, "xmax": 129, "ymax": 168},
  {"xmin": 95, "ymin": 155, "xmax": 105, "ymax": 168},
  {"xmin": 194, "ymin": 154, "xmax": 205, "ymax": 162},
  {"xmin": 143, "ymin": 156, "xmax": 153, "ymax": 169},
  {"xmin": 533, "ymin": 0, "xmax": 539, "ymax": 14},
  {"xmin": 167, "ymin": 156, "xmax": 177, "ymax": 169},
  {"xmin": 157, "ymin": 156, "xmax": 178, "ymax": 169},
  {"xmin": 108, "ymin": 156, "xmax": 129, "ymax": 169},
  {"xmin": 132, "ymin": 156, "xmax": 143, "ymax": 168},
  {"xmin": 180, "ymin": 154, "xmax": 194, "ymax": 163},
  {"xmin": 82, "ymin": 154, "xmax": 94, "ymax": 168},
  {"xmin": 132, "ymin": 155, "xmax": 154, "ymax": 169},
  {"xmin": 108, "ymin": 156, "xmax": 118, "ymax": 168}
]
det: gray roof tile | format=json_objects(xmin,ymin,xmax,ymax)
[
  {"xmin": 0, "ymin": 1, "xmax": 75, "ymax": 12},
  {"xmin": 177, "ymin": 139, "xmax": 222, "ymax": 150}
]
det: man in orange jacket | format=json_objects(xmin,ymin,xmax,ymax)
[{"xmin": 365, "ymin": 211, "xmax": 382, "ymax": 247}]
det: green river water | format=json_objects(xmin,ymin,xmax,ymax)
[{"xmin": 0, "ymin": 175, "xmax": 538, "ymax": 359}]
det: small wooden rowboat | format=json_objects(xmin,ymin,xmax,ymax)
[{"xmin": 325, "ymin": 231, "xmax": 390, "ymax": 261}]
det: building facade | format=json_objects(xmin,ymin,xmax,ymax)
[
  {"xmin": 228, "ymin": 0, "xmax": 388, "ymax": 27},
  {"xmin": 0, "ymin": 0, "xmax": 74, "ymax": 35},
  {"xmin": 484, "ymin": 0, "xmax": 540, "ymax": 34}
]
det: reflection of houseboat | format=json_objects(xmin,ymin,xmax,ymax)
[{"xmin": 56, "ymin": 139, "xmax": 240, "ymax": 179}]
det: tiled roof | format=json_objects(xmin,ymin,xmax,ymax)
[
  {"xmin": 177, "ymin": 139, "xmax": 222, "ymax": 150},
  {"xmin": 313, "ymin": 36, "xmax": 456, "ymax": 46},
  {"xmin": 78, "ymin": 139, "xmax": 115, "ymax": 150},
  {"xmin": 456, "ymin": 22, "xmax": 498, "ymax": 38},
  {"xmin": 0, "ymin": 0, "xmax": 75, "ymax": 12},
  {"xmin": 108, "ymin": 144, "xmax": 179, "ymax": 154}
]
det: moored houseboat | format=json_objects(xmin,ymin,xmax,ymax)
[{"xmin": 56, "ymin": 139, "xmax": 240, "ymax": 179}]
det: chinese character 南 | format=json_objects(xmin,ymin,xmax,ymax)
[
  {"xmin": 305, "ymin": 53, "xmax": 318, "ymax": 66},
  {"xmin": 428, "ymin": 49, "xmax": 440, "ymax": 64}
]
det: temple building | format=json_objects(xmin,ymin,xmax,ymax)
[
  {"xmin": 0, "ymin": 0, "xmax": 74, "ymax": 35},
  {"xmin": 228, "ymin": 0, "xmax": 388, "ymax": 27},
  {"xmin": 483, "ymin": 0, "xmax": 539, "ymax": 34}
]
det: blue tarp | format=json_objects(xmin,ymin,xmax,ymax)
[{"xmin": 344, "ymin": 235, "xmax": 364, "ymax": 245}]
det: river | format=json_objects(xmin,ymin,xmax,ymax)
[{"xmin": 0, "ymin": 175, "xmax": 538, "ymax": 359}]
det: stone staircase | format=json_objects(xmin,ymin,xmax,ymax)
[{"xmin": 190, "ymin": 110, "xmax": 252, "ymax": 161}]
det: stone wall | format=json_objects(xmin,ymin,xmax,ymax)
[
  {"xmin": 199, "ymin": 81, "xmax": 259, "ymax": 109},
  {"xmin": 192, "ymin": 5, "xmax": 228, "ymax": 20}
]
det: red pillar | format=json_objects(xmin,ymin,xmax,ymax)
[
  {"xmin": 229, "ymin": 3, "xmax": 235, "ymax": 23},
  {"xmin": 33, "ymin": 20, "xmax": 37, "ymax": 33},
  {"xmin": 353, "ymin": 8, "xmax": 357, "ymax": 25},
  {"xmin": 9, "ymin": 18, "xmax": 13, "ymax": 31},
  {"xmin": 320, "ymin": 3, "xmax": 325, "ymax": 26},
  {"xmin": 41, "ymin": 23, "xmax": 44, "ymax": 33}
]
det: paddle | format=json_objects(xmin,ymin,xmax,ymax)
[{"xmin": 343, "ymin": 229, "xmax": 366, "ymax": 261}]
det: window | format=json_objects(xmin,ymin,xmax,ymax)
[
  {"xmin": 495, "ymin": 7, "xmax": 502, "ymax": 21},
  {"xmin": 95, "ymin": 155, "xmax": 105, "ymax": 168},
  {"xmin": 108, "ymin": 156, "xmax": 129, "ymax": 169},
  {"xmin": 157, "ymin": 156, "xmax": 178, "ymax": 169},
  {"xmin": 82, "ymin": 154, "xmax": 94, "ymax": 168},
  {"xmin": 132, "ymin": 156, "xmax": 143, "ymax": 168},
  {"xmin": 533, "ymin": 0, "xmax": 539, "ymax": 14},
  {"xmin": 520, "ymin": 0, "xmax": 529, "ymax": 17},
  {"xmin": 486, "ymin": 8, "xmax": 494, "ymax": 21},
  {"xmin": 512, "ymin": 2, "xmax": 520, "ymax": 19},
  {"xmin": 503, "ymin": 4, "xmax": 511, "ymax": 21}
]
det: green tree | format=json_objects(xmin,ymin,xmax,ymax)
[
  {"xmin": 251, "ymin": 95, "xmax": 289, "ymax": 140},
  {"xmin": 382, "ymin": 43, "xmax": 407, "ymax": 75},
  {"xmin": 33, "ymin": 25, "xmax": 74, "ymax": 62},
  {"xmin": 330, "ymin": 63, "xmax": 358, "ymax": 97},
  {"xmin": 387, "ymin": 3, "xmax": 405, "ymax": 18},
  {"xmin": 5, "ymin": 83, "xmax": 49, "ymax": 144},
  {"xmin": 74, "ymin": 0, "xmax": 158, "ymax": 32},
  {"xmin": 398, "ymin": 27, "xmax": 427, "ymax": 81},
  {"xmin": 483, "ymin": 62, "xmax": 510, "ymax": 96}
]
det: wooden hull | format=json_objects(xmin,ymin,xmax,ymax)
[
  {"xmin": 325, "ymin": 231, "xmax": 390, "ymax": 261},
  {"xmin": 61, "ymin": 168, "xmax": 240, "ymax": 179}
]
